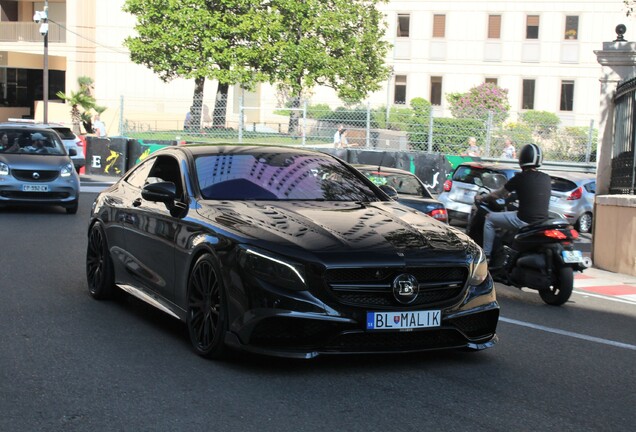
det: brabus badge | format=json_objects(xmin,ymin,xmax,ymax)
[{"xmin": 392, "ymin": 273, "xmax": 419, "ymax": 304}]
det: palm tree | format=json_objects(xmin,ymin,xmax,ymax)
[{"xmin": 56, "ymin": 76, "xmax": 97, "ymax": 134}]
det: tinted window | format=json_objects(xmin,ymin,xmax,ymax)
[
  {"xmin": 551, "ymin": 177, "xmax": 577, "ymax": 192},
  {"xmin": 0, "ymin": 129, "xmax": 66, "ymax": 155},
  {"xmin": 195, "ymin": 153, "xmax": 379, "ymax": 201},
  {"xmin": 584, "ymin": 181, "xmax": 596, "ymax": 194},
  {"xmin": 452, "ymin": 166, "xmax": 505, "ymax": 185},
  {"xmin": 125, "ymin": 158, "xmax": 155, "ymax": 188},
  {"xmin": 51, "ymin": 127, "xmax": 76, "ymax": 140},
  {"xmin": 360, "ymin": 170, "xmax": 433, "ymax": 198}
]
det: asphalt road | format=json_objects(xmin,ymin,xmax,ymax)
[{"xmin": 0, "ymin": 192, "xmax": 633, "ymax": 432}]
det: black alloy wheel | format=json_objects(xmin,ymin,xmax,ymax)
[
  {"xmin": 187, "ymin": 254, "xmax": 227, "ymax": 358},
  {"xmin": 539, "ymin": 266, "xmax": 574, "ymax": 306},
  {"xmin": 86, "ymin": 222, "xmax": 115, "ymax": 299}
]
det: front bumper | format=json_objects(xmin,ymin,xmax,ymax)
[
  {"xmin": 0, "ymin": 176, "xmax": 79, "ymax": 207},
  {"xmin": 224, "ymin": 268, "xmax": 499, "ymax": 359}
]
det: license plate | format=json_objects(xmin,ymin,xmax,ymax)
[
  {"xmin": 562, "ymin": 250, "xmax": 583, "ymax": 263},
  {"xmin": 454, "ymin": 189, "xmax": 475, "ymax": 204},
  {"xmin": 22, "ymin": 184, "xmax": 49, "ymax": 192},
  {"xmin": 366, "ymin": 310, "xmax": 441, "ymax": 331}
]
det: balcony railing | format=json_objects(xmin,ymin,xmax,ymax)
[{"xmin": 0, "ymin": 22, "xmax": 66, "ymax": 43}]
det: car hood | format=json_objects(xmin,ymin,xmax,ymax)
[
  {"xmin": 0, "ymin": 153, "xmax": 71, "ymax": 170},
  {"xmin": 196, "ymin": 200, "xmax": 472, "ymax": 263}
]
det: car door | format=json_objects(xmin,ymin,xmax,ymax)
[{"xmin": 120, "ymin": 155, "xmax": 185, "ymax": 301}]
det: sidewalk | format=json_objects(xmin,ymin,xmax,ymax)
[{"xmin": 574, "ymin": 266, "xmax": 636, "ymax": 302}]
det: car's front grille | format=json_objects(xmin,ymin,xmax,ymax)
[
  {"xmin": 0, "ymin": 191, "xmax": 70, "ymax": 200},
  {"xmin": 324, "ymin": 266, "xmax": 468, "ymax": 308},
  {"xmin": 12, "ymin": 169, "xmax": 59, "ymax": 182}
]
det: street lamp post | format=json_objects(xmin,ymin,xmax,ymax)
[{"xmin": 33, "ymin": 1, "xmax": 49, "ymax": 123}]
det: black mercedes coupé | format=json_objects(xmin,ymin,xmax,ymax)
[{"xmin": 86, "ymin": 145, "xmax": 499, "ymax": 359}]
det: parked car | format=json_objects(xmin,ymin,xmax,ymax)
[
  {"xmin": 438, "ymin": 162, "xmax": 519, "ymax": 224},
  {"xmin": 86, "ymin": 145, "xmax": 499, "ymax": 359},
  {"xmin": 0, "ymin": 125, "xmax": 80, "ymax": 214},
  {"xmin": 353, "ymin": 164, "xmax": 448, "ymax": 223},
  {"xmin": 546, "ymin": 171, "xmax": 596, "ymax": 233},
  {"xmin": 1, "ymin": 121, "xmax": 86, "ymax": 173}
]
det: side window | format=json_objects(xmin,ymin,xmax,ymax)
[
  {"xmin": 148, "ymin": 155, "xmax": 184, "ymax": 197},
  {"xmin": 585, "ymin": 181, "xmax": 596, "ymax": 194},
  {"xmin": 125, "ymin": 158, "xmax": 156, "ymax": 189}
]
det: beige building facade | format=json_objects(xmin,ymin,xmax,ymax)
[{"xmin": 1, "ymin": 0, "xmax": 635, "ymax": 132}]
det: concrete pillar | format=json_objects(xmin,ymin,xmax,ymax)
[{"xmin": 594, "ymin": 40, "xmax": 636, "ymax": 195}]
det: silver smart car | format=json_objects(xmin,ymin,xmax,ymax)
[{"xmin": 0, "ymin": 126, "xmax": 80, "ymax": 214}]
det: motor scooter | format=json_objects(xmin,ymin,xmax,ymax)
[{"xmin": 466, "ymin": 173, "xmax": 589, "ymax": 306}]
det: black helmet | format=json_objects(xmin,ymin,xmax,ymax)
[{"xmin": 518, "ymin": 143, "xmax": 543, "ymax": 168}]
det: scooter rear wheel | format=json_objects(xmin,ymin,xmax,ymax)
[{"xmin": 539, "ymin": 267, "xmax": 574, "ymax": 306}]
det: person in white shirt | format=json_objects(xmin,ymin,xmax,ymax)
[
  {"xmin": 501, "ymin": 138, "xmax": 516, "ymax": 159},
  {"xmin": 93, "ymin": 115, "xmax": 107, "ymax": 137},
  {"xmin": 333, "ymin": 124, "xmax": 344, "ymax": 148}
]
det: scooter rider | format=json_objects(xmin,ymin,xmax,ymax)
[{"xmin": 475, "ymin": 143, "xmax": 552, "ymax": 261}]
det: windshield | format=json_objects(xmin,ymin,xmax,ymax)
[
  {"xmin": 359, "ymin": 170, "xmax": 433, "ymax": 198},
  {"xmin": 0, "ymin": 129, "xmax": 67, "ymax": 156},
  {"xmin": 195, "ymin": 152, "xmax": 381, "ymax": 201}
]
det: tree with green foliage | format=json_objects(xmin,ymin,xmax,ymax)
[
  {"xmin": 122, "ymin": 0, "xmax": 268, "ymax": 129},
  {"xmin": 518, "ymin": 110, "xmax": 560, "ymax": 137},
  {"xmin": 262, "ymin": 0, "xmax": 391, "ymax": 134},
  {"xmin": 56, "ymin": 76, "xmax": 98, "ymax": 134},
  {"xmin": 447, "ymin": 82, "xmax": 510, "ymax": 125}
]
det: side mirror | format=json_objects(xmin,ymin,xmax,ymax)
[
  {"xmin": 68, "ymin": 148, "xmax": 77, "ymax": 156},
  {"xmin": 142, "ymin": 181, "xmax": 177, "ymax": 203},
  {"xmin": 379, "ymin": 184, "xmax": 399, "ymax": 200}
]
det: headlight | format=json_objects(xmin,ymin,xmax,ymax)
[
  {"xmin": 0, "ymin": 162, "xmax": 9, "ymax": 176},
  {"xmin": 241, "ymin": 247, "xmax": 307, "ymax": 290},
  {"xmin": 60, "ymin": 162, "xmax": 74, "ymax": 177},
  {"xmin": 468, "ymin": 246, "xmax": 489, "ymax": 286}
]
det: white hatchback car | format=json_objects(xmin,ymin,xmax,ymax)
[{"xmin": 546, "ymin": 171, "xmax": 596, "ymax": 233}]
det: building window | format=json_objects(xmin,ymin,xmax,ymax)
[
  {"xmin": 526, "ymin": 15, "xmax": 539, "ymax": 39},
  {"xmin": 565, "ymin": 16, "xmax": 578, "ymax": 40},
  {"xmin": 560, "ymin": 80, "xmax": 574, "ymax": 111},
  {"xmin": 522, "ymin": 79, "xmax": 535, "ymax": 110},
  {"xmin": 397, "ymin": 14, "xmax": 410, "ymax": 37},
  {"xmin": 433, "ymin": 14, "xmax": 446, "ymax": 38},
  {"xmin": 430, "ymin": 76, "xmax": 442, "ymax": 106},
  {"xmin": 485, "ymin": 77, "xmax": 498, "ymax": 85},
  {"xmin": 488, "ymin": 15, "xmax": 501, "ymax": 39},
  {"xmin": 394, "ymin": 75, "xmax": 407, "ymax": 104}
]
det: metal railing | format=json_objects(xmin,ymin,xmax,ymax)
[
  {"xmin": 0, "ymin": 21, "xmax": 66, "ymax": 43},
  {"xmin": 117, "ymin": 95, "xmax": 598, "ymax": 164},
  {"xmin": 611, "ymin": 77, "xmax": 636, "ymax": 194}
]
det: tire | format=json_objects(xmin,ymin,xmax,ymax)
[
  {"xmin": 575, "ymin": 212, "xmax": 593, "ymax": 233},
  {"xmin": 66, "ymin": 199, "xmax": 79, "ymax": 214},
  {"xmin": 86, "ymin": 222, "xmax": 115, "ymax": 299},
  {"xmin": 539, "ymin": 266, "xmax": 574, "ymax": 306},
  {"xmin": 186, "ymin": 254, "xmax": 228, "ymax": 359}
]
